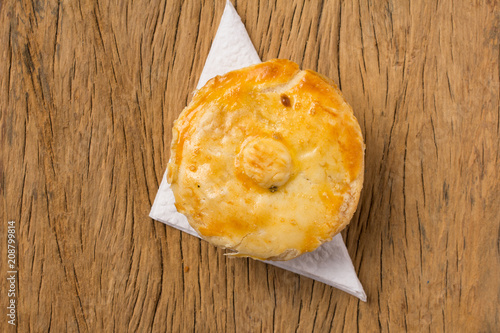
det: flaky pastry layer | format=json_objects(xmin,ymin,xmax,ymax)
[{"xmin": 167, "ymin": 59, "xmax": 364, "ymax": 260}]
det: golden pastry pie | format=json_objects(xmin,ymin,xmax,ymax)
[{"xmin": 167, "ymin": 59, "xmax": 364, "ymax": 261}]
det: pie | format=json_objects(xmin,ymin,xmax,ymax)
[{"xmin": 167, "ymin": 59, "xmax": 364, "ymax": 260}]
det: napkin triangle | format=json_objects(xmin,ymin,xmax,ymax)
[{"xmin": 150, "ymin": 0, "xmax": 366, "ymax": 302}]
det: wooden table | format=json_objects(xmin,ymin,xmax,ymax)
[{"xmin": 1, "ymin": 0, "xmax": 499, "ymax": 331}]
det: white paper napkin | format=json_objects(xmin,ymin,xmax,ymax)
[{"xmin": 150, "ymin": 0, "xmax": 366, "ymax": 302}]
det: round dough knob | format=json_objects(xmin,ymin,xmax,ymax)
[{"xmin": 238, "ymin": 137, "xmax": 293, "ymax": 190}]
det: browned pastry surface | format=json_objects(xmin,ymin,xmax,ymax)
[{"xmin": 168, "ymin": 59, "xmax": 364, "ymax": 260}]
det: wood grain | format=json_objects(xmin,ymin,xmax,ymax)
[{"xmin": 1, "ymin": 0, "xmax": 499, "ymax": 331}]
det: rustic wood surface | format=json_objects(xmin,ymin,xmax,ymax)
[{"xmin": 1, "ymin": 0, "xmax": 499, "ymax": 331}]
